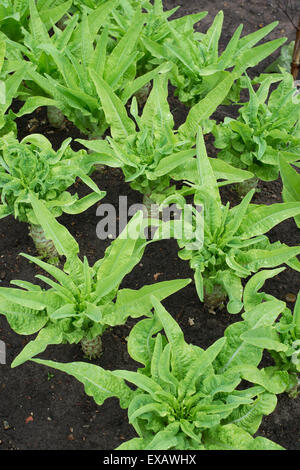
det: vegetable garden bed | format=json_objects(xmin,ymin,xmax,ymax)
[{"xmin": 0, "ymin": 0, "xmax": 300, "ymax": 451}]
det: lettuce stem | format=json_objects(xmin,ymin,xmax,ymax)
[
  {"xmin": 29, "ymin": 224, "xmax": 59, "ymax": 264},
  {"xmin": 81, "ymin": 335, "xmax": 103, "ymax": 359}
]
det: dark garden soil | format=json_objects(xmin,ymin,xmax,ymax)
[{"xmin": 0, "ymin": 0, "xmax": 300, "ymax": 451}]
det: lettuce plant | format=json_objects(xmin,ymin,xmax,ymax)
[
  {"xmin": 0, "ymin": 0, "xmax": 72, "ymax": 41},
  {"xmin": 0, "ymin": 133, "xmax": 105, "ymax": 262},
  {"xmin": 0, "ymin": 36, "xmax": 27, "ymax": 136},
  {"xmin": 63, "ymin": 0, "xmax": 199, "ymax": 103},
  {"xmin": 144, "ymin": 11, "xmax": 286, "ymax": 106},
  {"xmin": 239, "ymin": 270, "xmax": 300, "ymax": 397},
  {"xmin": 78, "ymin": 72, "xmax": 254, "ymax": 214},
  {"xmin": 31, "ymin": 297, "xmax": 286, "ymax": 450},
  {"xmin": 279, "ymin": 155, "xmax": 300, "ymax": 228},
  {"xmin": 171, "ymin": 130, "xmax": 300, "ymax": 313},
  {"xmin": 0, "ymin": 197, "xmax": 191, "ymax": 365},
  {"xmin": 227, "ymin": 268, "xmax": 300, "ymax": 397},
  {"xmin": 213, "ymin": 73, "xmax": 300, "ymax": 187},
  {"xmin": 218, "ymin": 269, "xmax": 288, "ymax": 370},
  {"xmin": 104, "ymin": 0, "xmax": 208, "ymax": 79},
  {"xmin": 6, "ymin": 0, "xmax": 169, "ymax": 137},
  {"xmin": 41, "ymin": 0, "xmax": 203, "ymax": 80},
  {"xmin": 270, "ymin": 292, "xmax": 300, "ymax": 397}
]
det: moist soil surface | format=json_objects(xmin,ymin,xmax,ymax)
[{"xmin": 1, "ymin": 0, "xmax": 300, "ymax": 451}]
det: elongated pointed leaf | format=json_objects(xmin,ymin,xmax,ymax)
[
  {"xmin": 242, "ymin": 245, "xmax": 300, "ymax": 271},
  {"xmin": 73, "ymin": 0, "xmax": 121, "ymax": 41},
  {"xmin": 32, "ymin": 359, "xmax": 133, "ymax": 408},
  {"xmin": 0, "ymin": 287, "xmax": 46, "ymax": 310},
  {"xmin": 96, "ymin": 211, "xmax": 146, "ymax": 280},
  {"xmin": 40, "ymin": 0, "xmax": 72, "ymax": 31},
  {"xmin": 152, "ymin": 149, "xmax": 196, "ymax": 178},
  {"xmin": 29, "ymin": 0, "xmax": 49, "ymax": 44},
  {"xmin": 223, "ymin": 189, "xmax": 255, "ymax": 242},
  {"xmin": 243, "ymin": 268, "xmax": 285, "ymax": 310},
  {"xmin": 12, "ymin": 323, "xmax": 63, "ymax": 367},
  {"xmin": 128, "ymin": 316, "xmax": 163, "ymax": 369},
  {"xmin": 113, "ymin": 369, "xmax": 162, "ymax": 396},
  {"xmin": 20, "ymin": 253, "xmax": 79, "ymax": 295},
  {"xmin": 90, "ymin": 69, "xmax": 135, "ymax": 141},
  {"xmin": 238, "ymin": 202, "xmax": 300, "ymax": 238},
  {"xmin": 178, "ymin": 72, "xmax": 238, "ymax": 137},
  {"xmin": 237, "ymin": 21, "xmax": 279, "ymax": 53},
  {"xmin": 63, "ymin": 192, "xmax": 106, "ymax": 215},
  {"xmin": 234, "ymin": 38, "xmax": 287, "ymax": 75},
  {"xmin": 116, "ymin": 278, "xmax": 191, "ymax": 319},
  {"xmin": 121, "ymin": 62, "xmax": 172, "ymax": 103},
  {"xmin": 29, "ymin": 193, "xmax": 79, "ymax": 259},
  {"xmin": 151, "ymin": 297, "xmax": 195, "ymax": 380}
]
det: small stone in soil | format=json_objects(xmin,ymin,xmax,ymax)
[
  {"xmin": 153, "ymin": 272, "xmax": 163, "ymax": 281},
  {"xmin": 3, "ymin": 421, "xmax": 10, "ymax": 430},
  {"xmin": 286, "ymin": 293, "xmax": 297, "ymax": 303}
]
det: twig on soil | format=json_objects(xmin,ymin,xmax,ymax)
[{"xmin": 291, "ymin": 15, "xmax": 300, "ymax": 79}]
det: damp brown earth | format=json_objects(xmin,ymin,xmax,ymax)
[{"xmin": 0, "ymin": 0, "xmax": 300, "ymax": 450}]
